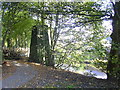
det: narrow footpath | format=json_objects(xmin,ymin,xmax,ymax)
[{"xmin": 2, "ymin": 61, "xmax": 38, "ymax": 88}]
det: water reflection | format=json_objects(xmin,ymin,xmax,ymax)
[
  {"xmin": 56, "ymin": 64, "xmax": 107, "ymax": 79},
  {"xmin": 77, "ymin": 69, "xmax": 107, "ymax": 79}
]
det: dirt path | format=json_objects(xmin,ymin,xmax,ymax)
[
  {"xmin": 2, "ymin": 61, "xmax": 119, "ymax": 88},
  {"xmin": 2, "ymin": 61, "xmax": 38, "ymax": 88}
]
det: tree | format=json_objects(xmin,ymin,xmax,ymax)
[
  {"xmin": 0, "ymin": 3, "xmax": 2, "ymax": 63},
  {"xmin": 29, "ymin": 26, "xmax": 39, "ymax": 63},
  {"xmin": 107, "ymin": 1, "xmax": 120, "ymax": 86}
]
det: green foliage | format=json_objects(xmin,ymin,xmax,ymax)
[
  {"xmin": 55, "ymin": 19, "xmax": 109, "ymax": 71},
  {"xmin": 94, "ymin": 59, "xmax": 107, "ymax": 72},
  {"xmin": 2, "ymin": 2, "xmax": 35, "ymax": 48},
  {"xmin": 66, "ymin": 85, "xmax": 75, "ymax": 88},
  {"xmin": 11, "ymin": 18, "xmax": 35, "ymax": 38}
]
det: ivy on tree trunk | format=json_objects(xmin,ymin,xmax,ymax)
[
  {"xmin": 29, "ymin": 26, "xmax": 39, "ymax": 63},
  {"xmin": 107, "ymin": 1, "xmax": 120, "ymax": 86}
]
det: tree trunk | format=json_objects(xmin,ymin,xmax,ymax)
[
  {"xmin": 37, "ymin": 25, "xmax": 55, "ymax": 67},
  {"xmin": 7, "ymin": 38, "xmax": 11, "ymax": 48},
  {"xmin": 0, "ymin": 21, "xmax": 2, "ymax": 63},
  {"xmin": 107, "ymin": 2, "xmax": 120, "ymax": 87},
  {"xmin": 29, "ymin": 26, "xmax": 39, "ymax": 63},
  {"xmin": 37, "ymin": 26, "xmax": 44, "ymax": 64},
  {"xmin": 44, "ymin": 25, "xmax": 54, "ymax": 67}
]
